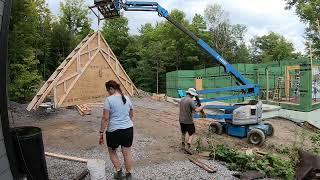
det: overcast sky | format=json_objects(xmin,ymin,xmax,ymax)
[{"xmin": 46, "ymin": 0, "xmax": 307, "ymax": 52}]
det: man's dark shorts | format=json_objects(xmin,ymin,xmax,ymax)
[
  {"xmin": 180, "ymin": 123, "xmax": 195, "ymax": 136},
  {"xmin": 106, "ymin": 127, "xmax": 133, "ymax": 150}
]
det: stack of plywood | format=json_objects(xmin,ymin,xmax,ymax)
[
  {"xmin": 151, "ymin": 94, "xmax": 166, "ymax": 101},
  {"xmin": 27, "ymin": 31, "xmax": 137, "ymax": 111}
]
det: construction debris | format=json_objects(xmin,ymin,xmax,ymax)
[
  {"xmin": 135, "ymin": 89, "xmax": 151, "ymax": 97},
  {"xmin": 151, "ymin": 94, "xmax": 166, "ymax": 101},
  {"xmin": 198, "ymin": 151, "xmax": 211, "ymax": 158},
  {"xmin": 188, "ymin": 157, "xmax": 216, "ymax": 173},
  {"xmin": 27, "ymin": 31, "xmax": 137, "ymax": 111},
  {"xmin": 76, "ymin": 104, "xmax": 92, "ymax": 116}
]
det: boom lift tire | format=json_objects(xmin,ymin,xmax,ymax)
[
  {"xmin": 209, "ymin": 122, "xmax": 223, "ymax": 135},
  {"xmin": 263, "ymin": 122, "xmax": 274, "ymax": 137},
  {"xmin": 247, "ymin": 129, "xmax": 265, "ymax": 146}
]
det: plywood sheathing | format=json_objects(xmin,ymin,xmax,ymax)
[{"xmin": 27, "ymin": 31, "xmax": 138, "ymax": 111}]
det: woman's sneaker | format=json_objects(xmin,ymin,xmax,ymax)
[
  {"xmin": 126, "ymin": 173, "xmax": 132, "ymax": 180},
  {"xmin": 114, "ymin": 169, "xmax": 123, "ymax": 180}
]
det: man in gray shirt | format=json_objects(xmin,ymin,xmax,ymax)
[{"xmin": 179, "ymin": 88, "xmax": 205, "ymax": 149}]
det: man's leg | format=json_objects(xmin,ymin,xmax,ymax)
[
  {"xmin": 181, "ymin": 133, "xmax": 186, "ymax": 148},
  {"xmin": 187, "ymin": 134, "xmax": 194, "ymax": 149},
  {"xmin": 108, "ymin": 147, "xmax": 122, "ymax": 172},
  {"xmin": 186, "ymin": 124, "xmax": 196, "ymax": 149},
  {"xmin": 121, "ymin": 147, "xmax": 134, "ymax": 173}
]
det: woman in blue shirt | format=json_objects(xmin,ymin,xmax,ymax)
[{"xmin": 99, "ymin": 80, "xmax": 134, "ymax": 180}]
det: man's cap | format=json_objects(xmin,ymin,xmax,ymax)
[{"xmin": 186, "ymin": 88, "xmax": 198, "ymax": 96}]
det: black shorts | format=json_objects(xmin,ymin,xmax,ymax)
[
  {"xmin": 180, "ymin": 123, "xmax": 195, "ymax": 135},
  {"xmin": 106, "ymin": 127, "xmax": 133, "ymax": 150}
]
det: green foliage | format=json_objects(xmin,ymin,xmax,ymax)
[
  {"xmin": 204, "ymin": 4, "xmax": 250, "ymax": 64},
  {"xmin": 101, "ymin": 15, "xmax": 131, "ymax": 65},
  {"xmin": 311, "ymin": 130, "xmax": 320, "ymax": 154},
  {"xmin": 285, "ymin": 0, "xmax": 320, "ymax": 57},
  {"xmin": 9, "ymin": 51, "xmax": 42, "ymax": 102},
  {"xmin": 8, "ymin": 0, "xmax": 93, "ymax": 102},
  {"xmin": 117, "ymin": 5, "xmax": 254, "ymax": 93},
  {"xmin": 8, "ymin": 0, "xmax": 43, "ymax": 101},
  {"xmin": 60, "ymin": 0, "xmax": 92, "ymax": 41},
  {"xmin": 212, "ymin": 145, "xmax": 294, "ymax": 179},
  {"xmin": 8, "ymin": 1, "xmax": 300, "ymax": 100},
  {"xmin": 250, "ymin": 32, "xmax": 296, "ymax": 63}
]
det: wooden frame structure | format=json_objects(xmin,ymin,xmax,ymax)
[
  {"xmin": 27, "ymin": 31, "xmax": 137, "ymax": 111},
  {"xmin": 285, "ymin": 65, "xmax": 300, "ymax": 98}
]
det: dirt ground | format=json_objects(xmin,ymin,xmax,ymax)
[{"xmin": 8, "ymin": 97, "xmax": 315, "ymax": 179}]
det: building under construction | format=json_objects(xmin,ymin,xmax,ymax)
[{"xmin": 167, "ymin": 58, "xmax": 320, "ymax": 128}]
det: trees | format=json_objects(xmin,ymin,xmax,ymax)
[
  {"xmin": 250, "ymin": 32, "xmax": 295, "ymax": 63},
  {"xmin": 285, "ymin": 0, "xmax": 320, "ymax": 57},
  {"xmin": 8, "ymin": 0, "xmax": 42, "ymax": 102},
  {"xmin": 60, "ymin": 0, "xmax": 92, "ymax": 42},
  {"xmin": 204, "ymin": 4, "xmax": 250, "ymax": 64},
  {"xmin": 8, "ymin": 0, "xmax": 93, "ymax": 102},
  {"xmin": 8, "ymin": 1, "xmax": 302, "ymax": 98},
  {"xmin": 101, "ymin": 15, "xmax": 131, "ymax": 65}
]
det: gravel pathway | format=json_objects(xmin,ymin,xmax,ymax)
[
  {"xmin": 46, "ymin": 157, "xmax": 237, "ymax": 180},
  {"xmin": 45, "ymin": 131, "xmax": 237, "ymax": 180}
]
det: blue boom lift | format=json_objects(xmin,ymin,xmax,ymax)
[{"xmin": 90, "ymin": 0, "xmax": 274, "ymax": 146}]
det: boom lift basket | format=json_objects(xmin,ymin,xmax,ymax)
[{"xmin": 90, "ymin": 0, "xmax": 122, "ymax": 20}]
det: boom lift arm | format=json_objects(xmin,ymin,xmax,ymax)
[{"xmin": 90, "ymin": 0, "xmax": 260, "ymax": 105}]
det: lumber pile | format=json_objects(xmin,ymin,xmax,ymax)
[
  {"xmin": 76, "ymin": 105, "xmax": 91, "ymax": 116},
  {"xmin": 151, "ymin": 94, "xmax": 166, "ymax": 101}
]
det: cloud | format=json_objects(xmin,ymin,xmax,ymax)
[{"xmin": 46, "ymin": 0, "xmax": 307, "ymax": 52}]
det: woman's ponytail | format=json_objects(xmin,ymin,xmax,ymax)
[{"xmin": 117, "ymin": 84, "xmax": 127, "ymax": 104}]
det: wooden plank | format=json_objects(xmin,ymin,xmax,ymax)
[
  {"xmin": 45, "ymin": 152, "xmax": 88, "ymax": 163},
  {"xmin": 188, "ymin": 157, "xmax": 216, "ymax": 173}
]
